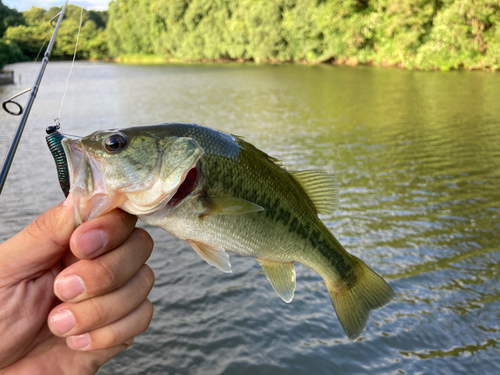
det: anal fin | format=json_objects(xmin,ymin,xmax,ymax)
[
  {"xmin": 257, "ymin": 259, "xmax": 296, "ymax": 303},
  {"xmin": 187, "ymin": 240, "xmax": 232, "ymax": 273}
]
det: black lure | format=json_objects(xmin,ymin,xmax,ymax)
[{"xmin": 46, "ymin": 125, "xmax": 70, "ymax": 197}]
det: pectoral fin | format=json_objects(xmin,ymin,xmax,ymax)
[
  {"xmin": 187, "ymin": 240, "xmax": 232, "ymax": 273},
  {"xmin": 200, "ymin": 197, "xmax": 264, "ymax": 215},
  {"xmin": 257, "ymin": 259, "xmax": 296, "ymax": 303}
]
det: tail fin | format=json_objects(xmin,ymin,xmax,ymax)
[{"xmin": 325, "ymin": 257, "xmax": 395, "ymax": 341}]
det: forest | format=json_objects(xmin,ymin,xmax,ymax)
[
  {"xmin": 0, "ymin": 2, "xmax": 107, "ymax": 68},
  {"xmin": 1, "ymin": 0, "xmax": 500, "ymax": 71}
]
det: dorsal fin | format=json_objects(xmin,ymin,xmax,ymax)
[
  {"xmin": 290, "ymin": 170, "xmax": 339, "ymax": 215},
  {"xmin": 260, "ymin": 152, "xmax": 286, "ymax": 170},
  {"xmin": 234, "ymin": 135, "xmax": 287, "ymax": 171}
]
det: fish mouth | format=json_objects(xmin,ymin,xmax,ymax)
[
  {"xmin": 61, "ymin": 136, "xmax": 126, "ymax": 226},
  {"xmin": 60, "ymin": 133, "xmax": 202, "ymax": 226}
]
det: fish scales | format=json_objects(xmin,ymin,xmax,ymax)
[
  {"xmin": 143, "ymin": 124, "xmax": 351, "ymax": 279},
  {"xmin": 58, "ymin": 122, "xmax": 395, "ymax": 341}
]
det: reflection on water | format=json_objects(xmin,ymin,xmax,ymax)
[{"xmin": 1, "ymin": 62, "xmax": 499, "ymax": 374}]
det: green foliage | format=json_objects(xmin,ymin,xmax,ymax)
[
  {"xmin": 3, "ymin": 4, "xmax": 109, "ymax": 61},
  {"xmin": 106, "ymin": 0, "xmax": 500, "ymax": 71},
  {"xmin": 0, "ymin": 1, "xmax": 26, "ymax": 68},
  {"xmin": 415, "ymin": 0, "xmax": 500, "ymax": 70},
  {"xmin": 1, "ymin": 0, "xmax": 499, "ymax": 71},
  {"xmin": 0, "ymin": 0, "xmax": 24, "ymax": 38},
  {"xmin": 0, "ymin": 38, "xmax": 26, "ymax": 69}
]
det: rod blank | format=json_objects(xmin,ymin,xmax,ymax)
[{"xmin": 0, "ymin": 0, "xmax": 69, "ymax": 195}]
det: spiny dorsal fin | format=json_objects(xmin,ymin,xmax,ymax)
[
  {"xmin": 187, "ymin": 240, "xmax": 232, "ymax": 273},
  {"xmin": 200, "ymin": 197, "xmax": 264, "ymax": 215},
  {"xmin": 290, "ymin": 170, "xmax": 339, "ymax": 215},
  {"xmin": 257, "ymin": 259, "xmax": 296, "ymax": 303},
  {"xmin": 261, "ymin": 153, "xmax": 286, "ymax": 170},
  {"xmin": 235, "ymin": 135, "xmax": 287, "ymax": 171}
]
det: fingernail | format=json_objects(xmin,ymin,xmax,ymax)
[
  {"xmin": 77, "ymin": 229, "xmax": 107, "ymax": 256},
  {"xmin": 67, "ymin": 333, "xmax": 91, "ymax": 350},
  {"xmin": 55, "ymin": 275, "xmax": 86, "ymax": 300},
  {"xmin": 50, "ymin": 310, "xmax": 76, "ymax": 335}
]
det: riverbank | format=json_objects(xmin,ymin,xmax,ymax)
[
  {"xmin": 2, "ymin": 1, "xmax": 500, "ymax": 73},
  {"xmin": 113, "ymin": 54, "xmax": 500, "ymax": 73}
]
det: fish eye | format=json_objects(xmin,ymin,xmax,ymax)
[{"xmin": 103, "ymin": 133, "xmax": 128, "ymax": 154}]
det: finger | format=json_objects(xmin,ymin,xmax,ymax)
[
  {"xmin": 73, "ymin": 339, "xmax": 134, "ymax": 373},
  {"xmin": 0, "ymin": 196, "xmax": 74, "ymax": 283},
  {"xmin": 66, "ymin": 299, "xmax": 153, "ymax": 351},
  {"xmin": 69, "ymin": 208, "xmax": 138, "ymax": 260},
  {"xmin": 54, "ymin": 228, "xmax": 153, "ymax": 302},
  {"xmin": 49, "ymin": 265, "xmax": 155, "ymax": 337}
]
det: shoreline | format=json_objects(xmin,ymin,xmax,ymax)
[
  {"xmin": 7, "ymin": 56, "xmax": 499, "ymax": 73},
  {"xmin": 113, "ymin": 55, "xmax": 500, "ymax": 73}
]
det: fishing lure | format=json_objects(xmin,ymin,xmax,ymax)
[{"xmin": 46, "ymin": 125, "xmax": 70, "ymax": 197}]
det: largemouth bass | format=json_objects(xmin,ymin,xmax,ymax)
[{"xmin": 52, "ymin": 123, "xmax": 394, "ymax": 340}]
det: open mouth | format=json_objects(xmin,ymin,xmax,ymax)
[
  {"xmin": 49, "ymin": 130, "xmax": 203, "ymax": 226},
  {"xmin": 60, "ymin": 136, "xmax": 128, "ymax": 225},
  {"xmin": 166, "ymin": 166, "xmax": 199, "ymax": 210}
]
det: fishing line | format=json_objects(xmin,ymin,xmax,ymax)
[
  {"xmin": 25, "ymin": 34, "xmax": 50, "ymax": 83},
  {"xmin": 55, "ymin": 6, "xmax": 83, "ymax": 126}
]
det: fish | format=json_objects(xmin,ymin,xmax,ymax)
[{"xmin": 54, "ymin": 122, "xmax": 395, "ymax": 341}]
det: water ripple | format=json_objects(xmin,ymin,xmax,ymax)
[{"xmin": 2, "ymin": 62, "xmax": 500, "ymax": 374}]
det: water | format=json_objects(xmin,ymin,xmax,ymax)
[{"xmin": 1, "ymin": 61, "xmax": 499, "ymax": 374}]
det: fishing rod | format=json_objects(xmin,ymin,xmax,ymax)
[{"xmin": 0, "ymin": 0, "xmax": 69, "ymax": 195}]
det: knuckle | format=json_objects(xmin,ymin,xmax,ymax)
[
  {"xmin": 123, "ymin": 338, "xmax": 134, "ymax": 348},
  {"xmin": 91, "ymin": 295, "xmax": 111, "ymax": 323},
  {"xmin": 102, "ymin": 326, "xmax": 120, "ymax": 348},
  {"xmin": 144, "ymin": 299, "xmax": 154, "ymax": 321},
  {"xmin": 140, "ymin": 265, "xmax": 156, "ymax": 290},
  {"xmin": 134, "ymin": 300, "xmax": 154, "ymax": 336},
  {"xmin": 29, "ymin": 214, "xmax": 50, "ymax": 238},
  {"xmin": 140, "ymin": 300, "xmax": 154, "ymax": 331},
  {"xmin": 26, "ymin": 214, "xmax": 57, "ymax": 245},
  {"xmin": 95, "ymin": 257, "xmax": 118, "ymax": 290},
  {"xmin": 26, "ymin": 208, "xmax": 69, "ymax": 249}
]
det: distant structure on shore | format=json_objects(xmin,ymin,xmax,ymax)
[{"xmin": 0, "ymin": 70, "xmax": 14, "ymax": 85}]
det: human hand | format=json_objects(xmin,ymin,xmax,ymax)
[{"xmin": 0, "ymin": 195, "xmax": 154, "ymax": 374}]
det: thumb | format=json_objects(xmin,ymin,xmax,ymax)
[{"xmin": 0, "ymin": 195, "xmax": 75, "ymax": 282}]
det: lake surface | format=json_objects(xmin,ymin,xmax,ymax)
[{"xmin": 1, "ymin": 61, "xmax": 499, "ymax": 374}]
